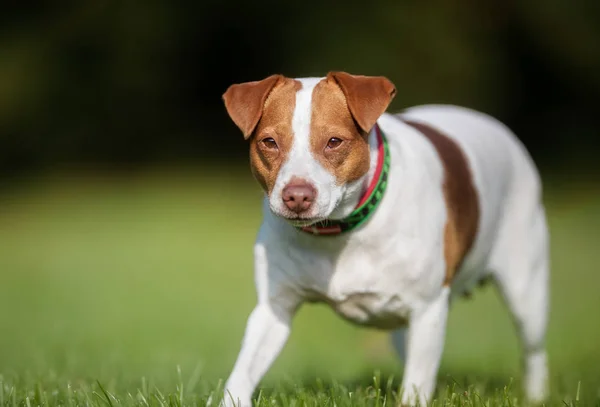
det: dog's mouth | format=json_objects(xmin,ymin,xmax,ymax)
[
  {"xmin": 270, "ymin": 210, "xmax": 325, "ymax": 227},
  {"xmin": 268, "ymin": 192, "xmax": 341, "ymax": 228},
  {"xmin": 269, "ymin": 196, "xmax": 342, "ymax": 228},
  {"xmin": 285, "ymin": 217, "xmax": 323, "ymax": 227}
]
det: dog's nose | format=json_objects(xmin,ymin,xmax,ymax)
[{"xmin": 282, "ymin": 181, "xmax": 316, "ymax": 214}]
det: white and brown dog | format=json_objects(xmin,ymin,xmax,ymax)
[{"xmin": 221, "ymin": 72, "xmax": 549, "ymax": 406}]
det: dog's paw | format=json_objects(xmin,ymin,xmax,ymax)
[
  {"xmin": 219, "ymin": 392, "xmax": 251, "ymax": 407},
  {"xmin": 399, "ymin": 389, "xmax": 428, "ymax": 407}
]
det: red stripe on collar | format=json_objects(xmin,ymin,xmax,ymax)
[{"xmin": 356, "ymin": 124, "xmax": 385, "ymax": 207}]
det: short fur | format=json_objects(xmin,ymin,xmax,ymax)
[{"xmin": 221, "ymin": 72, "xmax": 549, "ymax": 407}]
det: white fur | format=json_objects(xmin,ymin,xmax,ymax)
[{"xmin": 223, "ymin": 98, "xmax": 550, "ymax": 407}]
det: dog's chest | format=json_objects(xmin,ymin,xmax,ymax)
[
  {"xmin": 297, "ymin": 247, "xmax": 414, "ymax": 329},
  {"xmin": 323, "ymin": 290, "xmax": 410, "ymax": 329}
]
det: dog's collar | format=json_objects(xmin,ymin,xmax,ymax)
[{"xmin": 298, "ymin": 124, "xmax": 390, "ymax": 236}]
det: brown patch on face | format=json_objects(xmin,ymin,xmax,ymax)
[
  {"xmin": 309, "ymin": 77, "xmax": 372, "ymax": 185},
  {"xmin": 248, "ymin": 78, "xmax": 301, "ymax": 194},
  {"xmin": 401, "ymin": 119, "xmax": 480, "ymax": 285}
]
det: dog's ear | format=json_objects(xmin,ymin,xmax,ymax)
[
  {"xmin": 222, "ymin": 74, "xmax": 284, "ymax": 139},
  {"xmin": 328, "ymin": 71, "xmax": 396, "ymax": 133}
]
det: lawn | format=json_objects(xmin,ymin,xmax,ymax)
[{"xmin": 0, "ymin": 170, "xmax": 598, "ymax": 406}]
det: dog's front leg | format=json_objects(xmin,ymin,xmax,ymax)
[
  {"xmin": 222, "ymin": 303, "xmax": 293, "ymax": 407},
  {"xmin": 400, "ymin": 287, "xmax": 450, "ymax": 406},
  {"xmin": 222, "ymin": 242, "xmax": 301, "ymax": 407}
]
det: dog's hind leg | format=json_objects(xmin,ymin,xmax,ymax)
[{"xmin": 489, "ymin": 204, "xmax": 550, "ymax": 404}]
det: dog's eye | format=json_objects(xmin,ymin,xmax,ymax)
[
  {"xmin": 326, "ymin": 137, "xmax": 343, "ymax": 149},
  {"xmin": 261, "ymin": 137, "xmax": 278, "ymax": 150}
]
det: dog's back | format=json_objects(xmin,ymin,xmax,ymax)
[{"xmin": 383, "ymin": 105, "xmax": 546, "ymax": 294}]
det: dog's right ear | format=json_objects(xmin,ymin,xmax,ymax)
[
  {"xmin": 222, "ymin": 74, "xmax": 284, "ymax": 139},
  {"xmin": 327, "ymin": 71, "xmax": 396, "ymax": 134}
]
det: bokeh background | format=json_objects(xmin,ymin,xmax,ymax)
[{"xmin": 1, "ymin": 0, "xmax": 599, "ymax": 403}]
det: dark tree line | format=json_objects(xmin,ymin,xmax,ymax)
[{"xmin": 1, "ymin": 0, "xmax": 598, "ymax": 179}]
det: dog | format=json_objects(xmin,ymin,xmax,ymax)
[{"xmin": 220, "ymin": 72, "xmax": 549, "ymax": 406}]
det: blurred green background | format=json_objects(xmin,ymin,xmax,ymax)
[{"xmin": 1, "ymin": 0, "xmax": 599, "ymax": 404}]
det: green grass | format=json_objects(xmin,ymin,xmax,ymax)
[{"xmin": 0, "ymin": 170, "xmax": 599, "ymax": 406}]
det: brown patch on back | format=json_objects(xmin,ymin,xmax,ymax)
[
  {"xmin": 401, "ymin": 119, "xmax": 480, "ymax": 285},
  {"xmin": 309, "ymin": 77, "xmax": 371, "ymax": 184},
  {"xmin": 248, "ymin": 78, "xmax": 301, "ymax": 194}
]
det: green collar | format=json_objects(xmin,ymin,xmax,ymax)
[{"xmin": 298, "ymin": 124, "xmax": 391, "ymax": 236}]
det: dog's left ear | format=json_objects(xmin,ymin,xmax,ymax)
[
  {"xmin": 222, "ymin": 74, "xmax": 284, "ymax": 139},
  {"xmin": 328, "ymin": 71, "xmax": 396, "ymax": 133}
]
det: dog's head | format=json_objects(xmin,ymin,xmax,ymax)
[{"xmin": 222, "ymin": 72, "xmax": 396, "ymax": 226}]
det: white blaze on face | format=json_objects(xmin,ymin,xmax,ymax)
[{"xmin": 269, "ymin": 77, "xmax": 342, "ymax": 222}]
